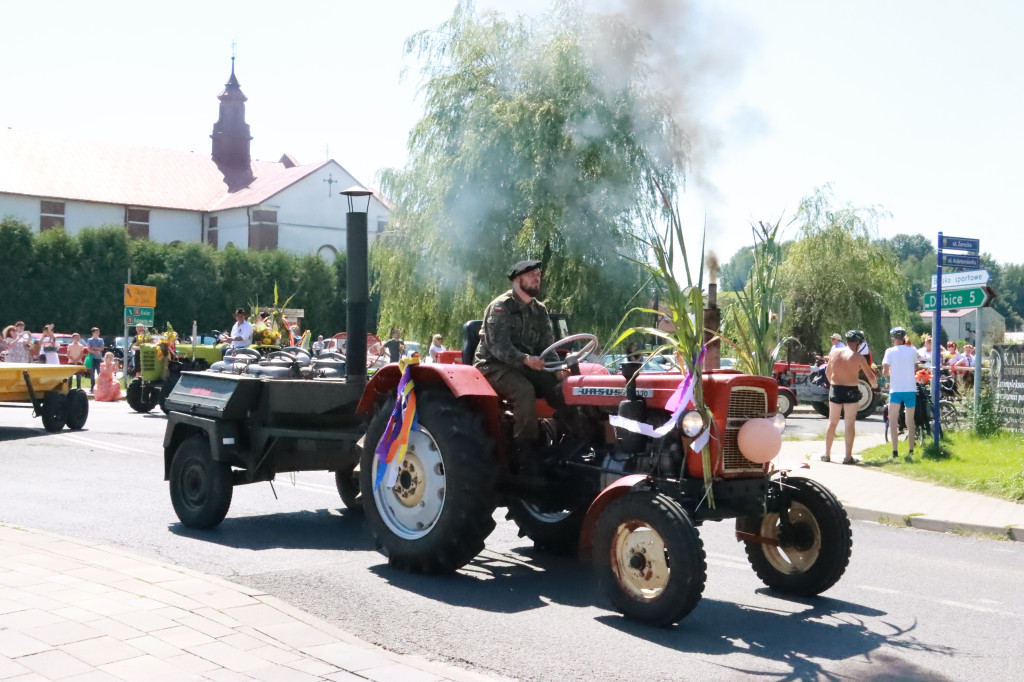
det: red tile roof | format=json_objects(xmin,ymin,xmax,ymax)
[{"xmin": 0, "ymin": 128, "xmax": 327, "ymax": 212}]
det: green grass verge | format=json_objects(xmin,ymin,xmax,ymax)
[{"xmin": 860, "ymin": 430, "xmax": 1024, "ymax": 503}]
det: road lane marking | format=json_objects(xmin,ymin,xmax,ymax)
[{"xmin": 56, "ymin": 433, "xmax": 150, "ymax": 455}]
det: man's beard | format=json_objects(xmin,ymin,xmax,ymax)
[{"xmin": 521, "ymin": 282, "xmax": 542, "ymax": 298}]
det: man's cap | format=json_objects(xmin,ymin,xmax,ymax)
[
  {"xmin": 830, "ymin": 333, "xmax": 841, "ymax": 341},
  {"xmin": 508, "ymin": 259, "xmax": 543, "ymax": 281},
  {"xmin": 234, "ymin": 308, "xmax": 248, "ymax": 316}
]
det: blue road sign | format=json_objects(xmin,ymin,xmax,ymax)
[
  {"xmin": 940, "ymin": 236, "xmax": 980, "ymax": 252},
  {"xmin": 940, "ymin": 253, "xmax": 981, "ymax": 269}
]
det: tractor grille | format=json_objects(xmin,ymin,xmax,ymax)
[
  {"xmin": 722, "ymin": 386, "xmax": 769, "ymax": 473},
  {"xmin": 140, "ymin": 346, "xmax": 158, "ymax": 375}
]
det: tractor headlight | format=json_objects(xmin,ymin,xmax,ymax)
[
  {"xmin": 773, "ymin": 413, "xmax": 787, "ymax": 435},
  {"xmin": 680, "ymin": 409, "xmax": 704, "ymax": 437}
]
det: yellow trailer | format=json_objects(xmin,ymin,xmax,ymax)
[{"xmin": 0, "ymin": 363, "xmax": 89, "ymax": 431}]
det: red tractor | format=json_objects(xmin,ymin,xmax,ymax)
[{"xmin": 354, "ymin": 323, "xmax": 853, "ymax": 626}]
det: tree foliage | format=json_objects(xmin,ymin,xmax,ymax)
[
  {"xmin": 780, "ymin": 186, "xmax": 909, "ymax": 361},
  {"xmin": 0, "ymin": 219, "xmax": 352, "ymax": 340},
  {"xmin": 375, "ymin": 0, "xmax": 686, "ymax": 345}
]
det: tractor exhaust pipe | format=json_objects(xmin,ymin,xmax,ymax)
[{"xmin": 342, "ymin": 186, "xmax": 373, "ymax": 385}]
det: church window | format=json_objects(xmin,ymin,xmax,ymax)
[
  {"xmin": 126, "ymin": 208, "xmax": 150, "ymax": 239},
  {"xmin": 249, "ymin": 208, "xmax": 278, "ymax": 250},
  {"xmin": 207, "ymin": 216, "xmax": 219, "ymax": 249},
  {"xmin": 40, "ymin": 200, "xmax": 65, "ymax": 231}
]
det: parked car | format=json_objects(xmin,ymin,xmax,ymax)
[{"xmin": 30, "ymin": 332, "xmax": 75, "ymax": 364}]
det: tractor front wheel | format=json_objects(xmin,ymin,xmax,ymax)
[
  {"xmin": 360, "ymin": 390, "xmax": 497, "ymax": 574},
  {"xmin": 593, "ymin": 491, "xmax": 707, "ymax": 626},
  {"xmin": 126, "ymin": 379, "xmax": 158, "ymax": 413},
  {"xmin": 741, "ymin": 476, "xmax": 852, "ymax": 596},
  {"xmin": 169, "ymin": 436, "xmax": 233, "ymax": 529}
]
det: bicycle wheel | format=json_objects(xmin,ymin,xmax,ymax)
[{"xmin": 939, "ymin": 401, "xmax": 959, "ymax": 431}]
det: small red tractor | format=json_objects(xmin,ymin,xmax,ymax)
[{"xmin": 353, "ymin": 325, "xmax": 853, "ymax": 625}]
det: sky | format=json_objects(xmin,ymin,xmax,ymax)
[{"xmin": 2, "ymin": 0, "xmax": 1022, "ymax": 267}]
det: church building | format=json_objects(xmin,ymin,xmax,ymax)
[{"xmin": 0, "ymin": 61, "xmax": 390, "ymax": 260}]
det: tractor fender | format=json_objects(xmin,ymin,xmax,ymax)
[
  {"xmin": 578, "ymin": 474, "xmax": 651, "ymax": 557},
  {"xmin": 358, "ymin": 362, "xmax": 503, "ymax": 441}
]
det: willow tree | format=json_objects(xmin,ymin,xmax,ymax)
[
  {"xmin": 781, "ymin": 185, "xmax": 909, "ymax": 361},
  {"xmin": 375, "ymin": 0, "xmax": 686, "ymax": 345}
]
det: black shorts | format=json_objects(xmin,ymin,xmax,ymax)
[{"xmin": 829, "ymin": 385, "xmax": 861, "ymax": 405}]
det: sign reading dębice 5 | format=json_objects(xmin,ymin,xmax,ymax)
[{"xmin": 991, "ymin": 344, "xmax": 1024, "ymax": 433}]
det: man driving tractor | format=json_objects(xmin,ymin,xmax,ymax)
[{"xmin": 474, "ymin": 259, "xmax": 569, "ymax": 474}]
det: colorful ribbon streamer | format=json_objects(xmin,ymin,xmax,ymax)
[
  {"xmin": 608, "ymin": 345, "xmax": 707, "ymax": 439},
  {"xmin": 373, "ymin": 354, "xmax": 420, "ymax": 490}
]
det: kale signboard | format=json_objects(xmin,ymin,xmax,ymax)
[{"xmin": 991, "ymin": 344, "xmax": 1024, "ymax": 433}]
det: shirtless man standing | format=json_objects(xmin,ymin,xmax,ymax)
[{"xmin": 823, "ymin": 329, "xmax": 877, "ymax": 464}]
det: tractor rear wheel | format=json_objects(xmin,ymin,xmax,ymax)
[
  {"xmin": 506, "ymin": 498, "xmax": 586, "ymax": 554},
  {"xmin": 126, "ymin": 378, "xmax": 158, "ymax": 413},
  {"xmin": 740, "ymin": 476, "xmax": 852, "ymax": 596},
  {"xmin": 335, "ymin": 462, "xmax": 363, "ymax": 513},
  {"xmin": 169, "ymin": 436, "xmax": 233, "ymax": 529},
  {"xmin": 593, "ymin": 491, "xmax": 707, "ymax": 626},
  {"xmin": 855, "ymin": 379, "xmax": 877, "ymax": 420},
  {"xmin": 65, "ymin": 389, "xmax": 89, "ymax": 430},
  {"xmin": 810, "ymin": 401, "xmax": 829, "ymax": 418},
  {"xmin": 40, "ymin": 392, "xmax": 68, "ymax": 432},
  {"xmin": 361, "ymin": 390, "xmax": 497, "ymax": 574}
]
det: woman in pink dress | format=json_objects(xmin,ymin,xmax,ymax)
[{"xmin": 93, "ymin": 352, "xmax": 122, "ymax": 402}]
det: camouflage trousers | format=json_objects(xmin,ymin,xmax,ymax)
[{"xmin": 479, "ymin": 364, "xmax": 563, "ymax": 443}]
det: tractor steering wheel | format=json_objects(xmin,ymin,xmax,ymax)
[{"xmin": 539, "ymin": 333, "xmax": 599, "ymax": 372}]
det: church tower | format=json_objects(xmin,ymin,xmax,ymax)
[{"xmin": 211, "ymin": 58, "xmax": 252, "ymax": 169}]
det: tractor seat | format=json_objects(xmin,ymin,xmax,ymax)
[{"xmin": 462, "ymin": 320, "xmax": 483, "ymax": 366}]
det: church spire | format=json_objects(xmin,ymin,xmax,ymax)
[{"xmin": 211, "ymin": 56, "xmax": 252, "ymax": 169}]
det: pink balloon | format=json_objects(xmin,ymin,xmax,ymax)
[{"xmin": 737, "ymin": 418, "xmax": 782, "ymax": 464}]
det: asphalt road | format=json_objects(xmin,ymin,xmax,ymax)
[{"xmin": 1, "ymin": 401, "xmax": 1021, "ymax": 682}]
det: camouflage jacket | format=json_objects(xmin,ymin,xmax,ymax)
[{"xmin": 474, "ymin": 290, "xmax": 556, "ymax": 372}]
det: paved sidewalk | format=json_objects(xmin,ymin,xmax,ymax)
[
  {"xmin": 776, "ymin": 433, "xmax": 1024, "ymax": 541},
  {"xmin": 0, "ymin": 524, "xmax": 508, "ymax": 682}
]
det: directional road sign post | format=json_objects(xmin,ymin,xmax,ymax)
[
  {"xmin": 124, "ymin": 284, "xmax": 157, "ymax": 308},
  {"xmin": 940, "ymin": 253, "xmax": 981, "ymax": 269},
  {"xmin": 124, "ymin": 306, "xmax": 155, "ymax": 327},
  {"xmin": 931, "ymin": 269, "xmax": 990, "ymax": 291},
  {"xmin": 940, "ymin": 236, "xmax": 980, "ymax": 252},
  {"xmin": 922, "ymin": 286, "xmax": 994, "ymax": 311}
]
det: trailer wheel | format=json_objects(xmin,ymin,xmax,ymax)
[
  {"xmin": 126, "ymin": 378, "xmax": 158, "ymax": 413},
  {"xmin": 361, "ymin": 390, "xmax": 497, "ymax": 574},
  {"xmin": 741, "ymin": 476, "xmax": 852, "ymax": 596},
  {"xmin": 40, "ymin": 392, "xmax": 68, "ymax": 432},
  {"xmin": 335, "ymin": 463, "xmax": 363, "ymax": 513},
  {"xmin": 506, "ymin": 499, "xmax": 585, "ymax": 554},
  {"xmin": 594, "ymin": 491, "xmax": 707, "ymax": 626},
  {"xmin": 65, "ymin": 389, "xmax": 89, "ymax": 430},
  {"xmin": 169, "ymin": 436, "xmax": 233, "ymax": 529}
]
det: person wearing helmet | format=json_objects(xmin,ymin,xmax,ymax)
[
  {"xmin": 822, "ymin": 329, "xmax": 877, "ymax": 464},
  {"xmin": 882, "ymin": 326, "xmax": 919, "ymax": 459}
]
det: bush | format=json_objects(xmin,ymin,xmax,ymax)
[{"xmin": 971, "ymin": 383, "xmax": 1004, "ymax": 438}]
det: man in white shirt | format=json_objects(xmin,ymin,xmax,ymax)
[
  {"xmin": 829, "ymin": 332, "xmax": 846, "ymax": 350},
  {"xmin": 882, "ymin": 327, "xmax": 920, "ymax": 459},
  {"xmin": 312, "ymin": 335, "xmax": 325, "ymax": 355},
  {"xmin": 225, "ymin": 308, "xmax": 253, "ymax": 349}
]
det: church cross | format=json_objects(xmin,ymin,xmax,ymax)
[{"xmin": 323, "ymin": 173, "xmax": 339, "ymax": 197}]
